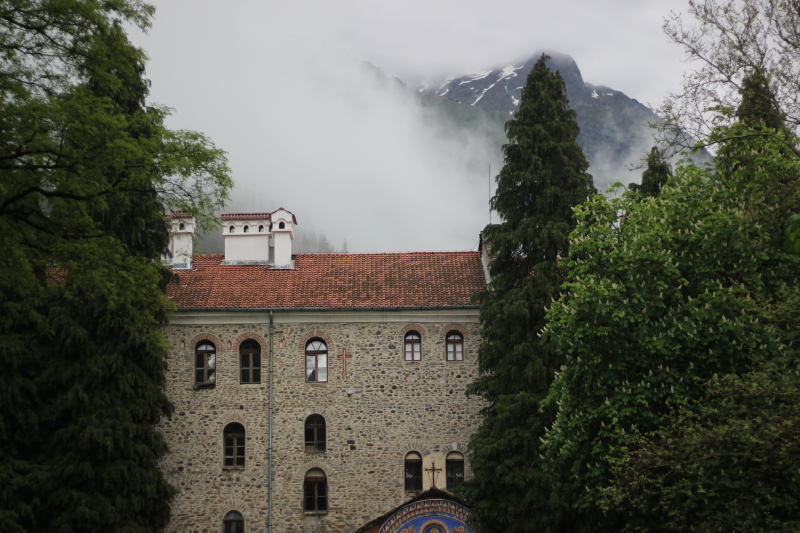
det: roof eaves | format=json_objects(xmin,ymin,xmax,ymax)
[
  {"xmin": 271, "ymin": 207, "xmax": 298, "ymax": 225},
  {"xmin": 176, "ymin": 305, "xmax": 480, "ymax": 312}
]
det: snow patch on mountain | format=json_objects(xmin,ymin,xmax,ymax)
[
  {"xmin": 473, "ymin": 81, "xmax": 499, "ymax": 105},
  {"xmin": 459, "ymin": 70, "xmax": 493, "ymax": 85},
  {"xmin": 497, "ymin": 65, "xmax": 522, "ymax": 81},
  {"xmin": 435, "ymin": 76, "xmax": 455, "ymax": 95}
]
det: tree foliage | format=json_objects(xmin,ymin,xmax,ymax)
[
  {"xmin": 0, "ymin": 2, "xmax": 232, "ymax": 532},
  {"xmin": 541, "ymin": 122, "xmax": 800, "ymax": 531},
  {"xmin": 462, "ymin": 54, "xmax": 596, "ymax": 533},
  {"xmin": 736, "ymin": 67, "xmax": 786, "ymax": 130},
  {"xmin": 603, "ymin": 363, "xmax": 800, "ymax": 533},
  {"xmin": 628, "ymin": 147, "xmax": 673, "ymax": 197},
  {"xmin": 656, "ymin": 0, "xmax": 800, "ymax": 158}
]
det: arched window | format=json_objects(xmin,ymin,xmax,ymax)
[
  {"xmin": 446, "ymin": 451, "xmax": 464, "ymax": 490},
  {"xmin": 305, "ymin": 339, "xmax": 328, "ymax": 383},
  {"xmin": 405, "ymin": 452, "xmax": 423, "ymax": 490},
  {"xmin": 179, "ymin": 222, "xmax": 185, "ymax": 231},
  {"xmin": 195, "ymin": 341, "xmax": 216, "ymax": 385},
  {"xmin": 404, "ymin": 331, "xmax": 421, "ymax": 361},
  {"xmin": 446, "ymin": 331, "xmax": 464, "ymax": 361},
  {"xmin": 258, "ymin": 225, "xmax": 264, "ymax": 233},
  {"xmin": 243, "ymin": 225, "xmax": 249, "ymax": 233},
  {"xmin": 240, "ymin": 340, "xmax": 261, "ymax": 384},
  {"xmin": 223, "ymin": 511, "xmax": 244, "ymax": 533},
  {"xmin": 279, "ymin": 221, "xmax": 285, "ymax": 229},
  {"xmin": 224, "ymin": 423, "xmax": 245, "ymax": 468},
  {"xmin": 229, "ymin": 225, "xmax": 235, "ymax": 233},
  {"xmin": 304, "ymin": 415, "xmax": 326, "ymax": 453},
  {"xmin": 304, "ymin": 468, "xmax": 327, "ymax": 512}
]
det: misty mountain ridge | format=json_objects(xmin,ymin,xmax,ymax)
[
  {"xmin": 198, "ymin": 51, "xmax": 691, "ymax": 255},
  {"xmin": 416, "ymin": 50, "xmax": 669, "ymax": 182}
]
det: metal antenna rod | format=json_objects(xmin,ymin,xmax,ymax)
[{"xmin": 489, "ymin": 163, "xmax": 492, "ymax": 225}]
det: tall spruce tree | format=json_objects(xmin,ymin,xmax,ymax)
[
  {"xmin": 0, "ymin": 3, "xmax": 231, "ymax": 532},
  {"xmin": 32, "ymin": 25, "xmax": 177, "ymax": 533},
  {"xmin": 462, "ymin": 54, "xmax": 596, "ymax": 533},
  {"xmin": 628, "ymin": 147, "xmax": 672, "ymax": 197},
  {"xmin": 736, "ymin": 68, "xmax": 785, "ymax": 132}
]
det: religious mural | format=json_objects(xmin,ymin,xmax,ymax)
[{"xmin": 379, "ymin": 499, "xmax": 477, "ymax": 533}]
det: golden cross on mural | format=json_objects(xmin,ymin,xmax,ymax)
[
  {"xmin": 425, "ymin": 460, "xmax": 442, "ymax": 489},
  {"xmin": 336, "ymin": 347, "xmax": 352, "ymax": 376}
]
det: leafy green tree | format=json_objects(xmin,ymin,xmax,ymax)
[
  {"xmin": 628, "ymin": 147, "xmax": 672, "ymax": 197},
  {"xmin": 0, "ymin": 2, "xmax": 232, "ymax": 532},
  {"xmin": 462, "ymin": 54, "xmax": 596, "ymax": 533},
  {"xmin": 603, "ymin": 360, "xmax": 800, "ymax": 533},
  {"xmin": 541, "ymin": 122, "xmax": 800, "ymax": 532}
]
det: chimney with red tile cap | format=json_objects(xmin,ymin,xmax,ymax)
[
  {"xmin": 271, "ymin": 207, "xmax": 297, "ymax": 268},
  {"xmin": 165, "ymin": 212, "xmax": 195, "ymax": 269}
]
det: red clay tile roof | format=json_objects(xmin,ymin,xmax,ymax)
[
  {"xmin": 167, "ymin": 252, "xmax": 485, "ymax": 309},
  {"xmin": 272, "ymin": 207, "xmax": 298, "ymax": 225},
  {"xmin": 220, "ymin": 212, "xmax": 272, "ymax": 221}
]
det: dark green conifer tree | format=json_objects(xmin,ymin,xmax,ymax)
[
  {"xmin": 0, "ymin": 3, "xmax": 231, "ymax": 530},
  {"xmin": 628, "ymin": 147, "xmax": 672, "ymax": 197},
  {"xmin": 461, "ymin": 54, "xmax": 596, "ymax": 533},
  {"xmin": 30, "ymin": 24, "xmax": 177, "ymax": 533},
  {"xmin": 736, "ymin": 69, "xmax": 785, "ymax": 131}
]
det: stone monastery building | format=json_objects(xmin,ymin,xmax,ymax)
[{"xmin": 161, "ymin": 209, "xmax": 490, "ymax": 533}]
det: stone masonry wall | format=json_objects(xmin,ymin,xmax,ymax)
[{"xmin": 159, "ymin": 315, "xmax": 483, "ymax": 533}]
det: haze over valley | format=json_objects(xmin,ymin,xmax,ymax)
[
  {"xmin": 196, "ymin": 51, "xmax": 675, "ymax": 254},
  {"xmin": 131, "ymin": 0, "xmax": 692, "ymax": 254}
]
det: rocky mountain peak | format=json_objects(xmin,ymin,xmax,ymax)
[{"xmin": 420, "ymin": 51, "xmax": 667, "ymax": 180}]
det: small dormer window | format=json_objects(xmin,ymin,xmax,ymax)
[
  {"xmin": 259, "ymin": 225, "xmax": 264, "ymax": 233},
  {"xmin": 179, "ymin": 223, "xmax": 185, "ymax": 231},
  {"xmin": 229, "ymin": 226, "xmax": 235, "ymax": 233},
  {"xmin": 244, "ymin": 225, "xmax": 249, "ymax": 233},
  {"xmin": 279, "ymin": 221, "xmax": 285, "ymax": 229}
]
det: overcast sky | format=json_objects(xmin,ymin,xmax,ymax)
[{"xmin": 130, "ymin": 0, "xmax": 695, "ymax": 253}]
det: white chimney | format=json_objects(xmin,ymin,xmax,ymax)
[
  {"xmin": 167, "ymin": 212, "xmax": 195, "ymax": 269},
  {"xmin": 221, "ymin": 213, "xmax": 272, "ymax": 264},
  {"xmin": 271, "ymin": 207, "xmax": 297, "ymax": 268}
]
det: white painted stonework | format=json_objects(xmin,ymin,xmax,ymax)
[
  {"xmin": 168, "ymin": 216, "xmax": 195, "ymax": 269},
  {"xmin": 222, "ymin": 217, "xmax": 272, "ymax": 263},
  {"xmin": 271, "ymin": 208, "xmax": 295, "ymax": 268}
]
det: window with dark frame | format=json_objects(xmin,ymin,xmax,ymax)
[
  {"xmin": 223, "ymin": 423, "xmax": 245, "ymax": 468},
  {"xmin": 446, "ymin": 331, "xmax": 464, "ymax": 361},
  {"xmin": 305, "ymin": 415, "xmax": 326, "ymax": 453},
  {"xmin": 229, "ymin": 225, "xmax": 235, "ymax": 233},
  {"xmin": 195, "ymin": 341, "xmax": 216, "ymax": 385},
  {"xmin": 446, "ymin": 451, "xmax": 464, "ymax": 490},
  {"xmin": 240, "ymin": 340, "xmax": 262, "ymax": 384},
  {"xmin": 243, "ymin": 225, "xmax": 249, "ymax": 233},
  {"xmin": 223, "ymin": 511, "xmax": 244, "ymax": 533},
  {"xmin": 305, "ymin": 339, "xmax": 328, "ymax": 383},
  {"xmin": 404, "ymin": 331, "xmax": 421, "ymax": 361},
  {"xmin": 405, "ymin": 452, "xmax": 423, "ymax": 490},
  {"xmin": 304, "ymin": 468, "xmax": 327, "ymax": 513}
]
